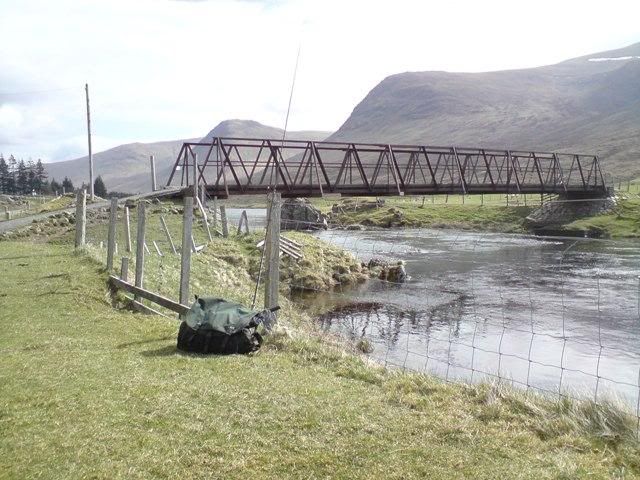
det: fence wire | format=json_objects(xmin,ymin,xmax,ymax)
[
  {"xmin": 276, "ymin": 209, "xmax": 640, "ymax": 433},
  {"xmin": 85, "ymin": 194, "xmax": 640, "ymax": 434}
]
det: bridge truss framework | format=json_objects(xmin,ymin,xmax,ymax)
[{"xmin": 166, "ymin": 137, "xmax": 608, "ymax": 198}]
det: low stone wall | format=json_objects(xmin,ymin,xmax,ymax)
[
  {"xmin": 280, "ymin": 198, "xmax": 328, "ymax": 231},
  {"xmin": 525, "ymin": 196, "xmax": 615, "ymax": 228}
]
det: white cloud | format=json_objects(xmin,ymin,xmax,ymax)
[{"xmin": 1, "ymin": 0, "xmax": 639, "ymax": 162}]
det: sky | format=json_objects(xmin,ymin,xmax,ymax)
[{"xmin": 1, "ymin": 0, "xmax": 639, "ymax": 164}]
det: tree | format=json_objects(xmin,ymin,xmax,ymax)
[
  {"xmin": 16, "ymin": 159, "xmax": 28, "ymax": 194},
  {"xmin": 34, "ymin": 159, "xmax": 47, "ymax": 193},
  {"xmin": 62, "ymin": 176, "xmax": 74, "ymax": 193},
  {"xmin": 26, "ymin": 160, "xmax": 36, "ymax": 194},
  {"xmin": 50, "ymin": 178, "xmax": 61, "ymax": 195},
  {"xmin": 0, "ymin": 155, "xmax": 8, "ymax": 194},
  {"xmin": 6, "ymin": 155, "xmax": 17, "ymax": 194},
  {"xmin": 93, "ymin": 175, "xmax": 107, "ymax": 198}
]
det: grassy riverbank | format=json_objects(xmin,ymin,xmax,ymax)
[
  {"xmin": 315, "ymin": 193, "xmax": 640, "ymax": 238},
  {"xmin": 560, "ymin": 196, "xmax": 640, "ymax": 238},
  {"xmin": 318, "ymin": 196, "xmax": 534, "ymax": 233},
  {"xmin": 1, "ymin": 233, "xmax": 639, "ymax": 477}
]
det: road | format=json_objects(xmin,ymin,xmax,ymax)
[{"xmin": 0, "ymin": 188, "xmax": 180, "ymax": 234}]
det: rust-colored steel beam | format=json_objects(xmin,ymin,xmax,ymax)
[{"xmin": 165, "ymin": 137, "xmax": 609, "ymax": 198}]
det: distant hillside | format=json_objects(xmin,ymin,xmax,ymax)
[
  {"xmin": 44, "ymin": 120, "xmax": 331, "ymax": 193},
  {"xmin": 44, "ymin": 139, "xmax": 192, "ymax": 194},
  {"xmin": 329, "ymin": 42, "xmax": 640, "ymax": 179}
]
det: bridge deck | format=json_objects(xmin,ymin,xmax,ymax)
[{"xmin": 165, "ymin": 137, "xmax": 608, "ymax": 198}]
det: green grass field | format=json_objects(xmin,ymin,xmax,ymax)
[{"xmin": 1, "ymin": 237, "xmax": 639, "ymax": 479}]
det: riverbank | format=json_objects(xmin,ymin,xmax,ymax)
[
  {"xmin": 320, "ymin": 196, "xmax": 534, "ymax": 233},
  {"xmin": 1, "ymin": 239, "xmax": 639, "ymax": 478},
  {"xmin": 558, "ymin": 195, "xmax": 640, "ymax": 238},
  {"xmin": 317, "ymin": 194, "xmax": 640, "ymax": 239}
]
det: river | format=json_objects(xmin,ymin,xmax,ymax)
[
  {"xmin": 226, "ymin": 207, "xmax": 639, "ymax": 409},
  {"xmin": 297, "ymin": 228, "xmax": 640, "ymax": 410}
]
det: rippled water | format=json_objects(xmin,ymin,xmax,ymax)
[{"xmin": 298, "ymin": 229, "xmax": 640, "ymax": 408}]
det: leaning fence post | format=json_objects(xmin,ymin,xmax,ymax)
[
  {"xmin": 237, "ymin": 210, "xmax": 250, "ymax": 235},
  {"xmin": 124, "ymin": 206, "xmax": 132, "ymax": 253},
  {"xmin": 120, "ymin": 257, "xmax": 129, "ymax": 282},
  {"xmin": 160, "ymin": 216, "xmax": 177, "ymax": 254},
  {"xmin": 106, "ymin": 197, "xmax": 118, "ymax": 271},
  {"xmin": 134, "ymin": 201, "xmax": 146, "ymax": 302},
  {"xmin": 220, "ymin": 205, "xmax": 229, "ymax": 237},
  {"xmin": 264, "ymin": 192, "xmax": 281, "ymax": 310},
  {"xmin": 74, "ymin": 189, "xmax": 86, "ymax": 248},
  {"xmin": 179, "ymin": 195, "xmax": 194, "ymax": 308}
]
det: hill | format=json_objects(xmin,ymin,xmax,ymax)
[
  {"xmin": 329, "ymin": 42, "xmax": 640, "ymax": 179},
  {"xmin": 44, "ymin": 120, "xmax": 331, "ymax": 193}
]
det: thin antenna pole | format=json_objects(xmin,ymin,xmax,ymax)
[
  {"xmin": 280, "ymin": 45, "xmax": 301, "ymax": 149},
  {"xmin": 85, "ymin": 83, "xmax": 95, "ymax": 200}
]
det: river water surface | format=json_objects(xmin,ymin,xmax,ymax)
[{"xmin": 298, "ymin": 228, "xmax": 640, "ymax": 409}]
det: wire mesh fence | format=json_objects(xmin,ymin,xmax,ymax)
[
  {"xmin": 83, "ymin": 193, "xmax": 640, "ymax": 434},
  {"xmin": 284, "ymin": 220, "xmax": 640, "ymax": 431}
]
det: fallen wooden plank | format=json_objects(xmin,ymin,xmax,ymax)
[
  {"xmin": 256, "ymin": 238, "xmax": 302, "ymax": 259},
  {"xmin": 131, "ymin": 299, "xmax": 172, "ymax": 318},
  {"xmin": 282, "ymin": 237, "xmax": 302, "ymax": 248},
  {"xmin": 109, "ymin": 275, "xmax": 190, "ymax": 315},
  {"xmin": 279, "ymin": 243, "xmax": 302, "ymax": 259},
  {"xmin": 281, "ymin": 240, "xmax": 302, "ymax": 253}
]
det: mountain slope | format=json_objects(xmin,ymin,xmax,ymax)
[
  {"xmin": 45, "ymin": 120, "xmax": 331, "ymax": 193},
  {"xmin": 329, "ymin": 42, "xmax": 640, "ymax": 178},
  {"xmin": 44, "ymin": 139, "xmax": 192, "ymax": 194}
]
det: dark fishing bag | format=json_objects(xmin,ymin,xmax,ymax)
[{"xmin": 177, "ymin": 297, "xmax": 277, "ymax": 355}]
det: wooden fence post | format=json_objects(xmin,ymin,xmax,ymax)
[
  {"xmin": 150, "ymin": 155, "xmax": 157, "ymax": 192},
  {"xmin": 200, "ymin": 184, "xmax": 206, "ymax": 207},
  {"xmin": 212, "ymin": 196, "xmax": 218, "ymax": 229},
  {"xmin": 220, "ymin": 205, "xmax": 229, "ymax": 237},
  {"xmin": 120, "ymin": 257, "xmax": 129, "ymax": 282},
  {"xmin": 106, "ymin": 197, "xmax": 118, "ymax": 271},
  {"xmin": 124, "ymin": 206, "xmax": 132, "ymax": 253},
  {"xmin": 264, "ymin": 192, "xmax": 281, "ymax": 310},
  {"xmin": 153, "ymin": 241, "xmax": 163, "ymax": 256},
  {"xmin": 134, "ymin": 201, "xmax": 146, "ymax": 302},
  {"xmin": 160, "ymin": 216, "xmax": 177, "ymax": 254},
  {"xmin": 179, "ymin": 195, "xmax": 194, "ymax": 308},
  {"xmin": 195, "ymin": 196, "xmax": 213, "ymax": 241},
  {"xmin": 237, "ymin": 210, "xmax": 250, "ymax": 235},
  {"xmin": 74, "ymin": 189, "xmax": 86, "ymax": 248}
]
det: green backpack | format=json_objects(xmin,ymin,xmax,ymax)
[{"xmin": 177, "ymin": 297, "xmax": 277, "ymax": 355}]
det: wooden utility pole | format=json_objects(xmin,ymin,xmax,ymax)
[{"xmin": 85, "ymin": 84, "xmax": 95, "ymax": 201}]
